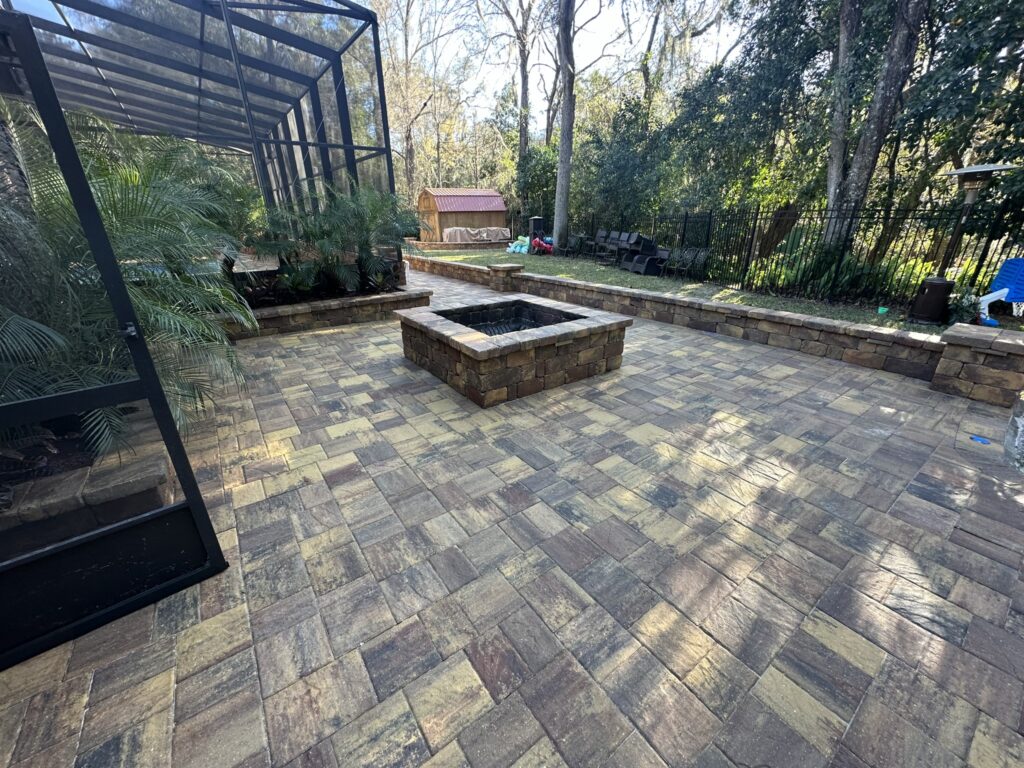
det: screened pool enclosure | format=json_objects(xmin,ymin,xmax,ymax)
[
  {"xmin": 2, "ymin": 0, "xmax": 396, "ymax": 202},
  {"xmin": 0, "ymin": 0, "xmax": 395, "ymax": 668}
]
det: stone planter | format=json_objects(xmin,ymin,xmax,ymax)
[
  {"xmin": 0, "ymin": 413, "xmax": 223, "ymax": 670},
  {"xmin": 1, "ymin": 420, "xmax": 173, "ymax": 560},
  {"xmin": 228, "ymin": 289, "xmax": 432, "ymax": 340}
]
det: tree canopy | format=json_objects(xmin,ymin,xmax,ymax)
[{"xmin": 381, "ymin": 0, "xmax": 1023, "ymax": 231}]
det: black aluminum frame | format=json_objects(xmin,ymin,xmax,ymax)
[
  {"xmin": 2, "ymin": 0, "xmax": 396, "ymax": 202},
  {"xmin": 0, "ymin": 11, "xmax": 231, "ymax": 670},
  {"xmin": 0, "ymin": 0, "xmax": 397, "ymax": 670}
]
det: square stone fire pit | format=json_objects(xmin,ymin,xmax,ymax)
[{"xmin": 395, "ymin": 294, "xmax": 632, "ymax": 406}]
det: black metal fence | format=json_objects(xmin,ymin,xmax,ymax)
[{"xmin": 575, "ymin": 202, "xmax": 1023, "ymax": 308}]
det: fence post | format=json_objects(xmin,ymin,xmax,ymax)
[
  {"xmin": 969, "ymin": 198, "xmax": 1009, "ymax": 288},
  {"xmin": 680, "ymin": 212, "xmax": 689, "ymax": 248},
  {"xmin": 739, "ymin": 204, "xmax": 761, "ymax": 289}
]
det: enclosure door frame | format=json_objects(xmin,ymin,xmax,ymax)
[{"xmin": 0, "ymin": 10, "xmax": 227, "ymax": 671}]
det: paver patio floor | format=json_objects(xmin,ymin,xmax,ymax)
[{"xmin": 2, "ymin": 271, "xmax": 1024, "ymax": 768}]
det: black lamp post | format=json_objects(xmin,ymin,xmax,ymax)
[{"xmin": 908, "ymin": 164, "xmax": 1017, "ymax": 323}]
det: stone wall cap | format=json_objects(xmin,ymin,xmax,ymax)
[
  {"xmin": 487, "ymin": 263, "xmax": 525, "ymax": 272},
  {"xmin": 992, "ymin": 329, "xmax": 1024, "ymax": 355},
  {"xmin": 802, "ymin": 316, "xmax": 852, "ymax": 333},
  {"xmin": 941, "ymin": 323, "xmax": 1000, "ymax": 349},
  {"xmin": 82, "ymin": 452, "xmax": 170, "ymax": 506},
  {"xmin": 398, "ymin": 296, "xmax": 631, "ymax": 360},
  {"xmin": 406, "ymin": 254, "xmax": 490, "ymax": 272},
  {"xmin": 252, "ymin": 290, "xmax": 432, "ymax": 320},
  {"xmin": 745, "ymin": 307, "xmax": 777, "ymax": 321}
]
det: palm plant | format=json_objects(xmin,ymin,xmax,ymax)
[
  {"xmin": 258, "ymin": 185, "xmax": 420, "ymax": 297},
  {"xmin": 0, "ymin": 100, "xmax": 256, "ymax": 464}
]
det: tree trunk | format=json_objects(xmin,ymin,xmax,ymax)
[
  {"xmin": 403, "ymin": 126, "xmax": 417, "ymax": 203},
  {"xmin": 640, "ymin": 8, "xmax": 661, "ymax": 109},
  {"xmin": 517, "ymin": 38, "xmax": 531, "ymax": 162},
  {"xmin": 824, "ymin": 0, "xmax": 926, "ymax": 250},
  {"xmin": 826, "ymin": 0, "xmax": 861, "ymax": 210},
  {"xmin": 551, "ymin": 0, "xmax": 575, "ymax": 250},
  {"xmin": 544, "ymin": 71, "xmax": 561, "ymax": 147},
  {"xmin": 835, "ymin": 0, "xmax": 928, "ymax": 214},
  {"xmin": 435, "ymin": 123, "xmax": 442, "ymax": 184}
]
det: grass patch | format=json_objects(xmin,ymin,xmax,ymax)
[{"xmin": 426, "ymin": 250, "xmax": 1016, "ymax": 334}]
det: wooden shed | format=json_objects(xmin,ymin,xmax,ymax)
[{"xmin": 417, "ymin": 188, "xmax": 507, "ymax": 242}]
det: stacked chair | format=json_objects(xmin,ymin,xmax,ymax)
[{"xmin": 568, "ymin": 225, "xmax": 711, "ymax": 283}]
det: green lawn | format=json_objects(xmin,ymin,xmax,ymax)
[{"xmin": 425, "ymin": 250, "xmax": 960, "ymax": 334}]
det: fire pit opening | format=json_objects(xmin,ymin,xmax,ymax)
[{"xmin": 437, "ymin": 300, "xmax": 584, "ymax": 336}]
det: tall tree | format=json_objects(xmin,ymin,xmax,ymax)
[
  {"xmin": 477, "ymin": 0, "xmax": 541, "ymax": 162},
  {"xmin": 827, "ymin": 0, "xmax": 929, "ymax": 218},
  {"xmin": 552, "ymin": 0, "xmax": 576, "ymax": 248},
  {"xmin": 630, "ymin": 0, "xmax": 721, "ymax": 107},
  {"xmin": 377, "ymin": 0, "xmax": 480, "ymax": 200},
  {"xmin": 539, "ymin": 6, "xmax": 623, "ymax": 145}
]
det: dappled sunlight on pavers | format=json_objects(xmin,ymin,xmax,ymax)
[{"xmin": 0, "ymin": 271, "xmax": 1021, "ymax": 767}]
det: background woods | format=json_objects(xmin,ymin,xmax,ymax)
[
  {"xmin": 373, "ymin": 0, "xmax": 1022, "ymax": 246},
  {"xmin": 11, "ymin": 0, "xmax": 1022, "ymax": 243}
]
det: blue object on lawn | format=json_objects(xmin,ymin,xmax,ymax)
[
  {"xmin": 991, "ymin": 258, "xmax": 1024, "ymax": 302},
  {"xmin": 970, "ymin": 435, "xmax": 991, "ymax": 445}
]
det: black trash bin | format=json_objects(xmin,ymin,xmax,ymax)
[
  {"xmin": 908, "ymin": 276, "xmax": 955, "ymax": 324},
  {"xmin": 528, "ymin": 216, "xmax": 545, "ymax": 239},
  {"xmin": 527, "ymin": 217, "xmax": 545, "ymax": 255}
]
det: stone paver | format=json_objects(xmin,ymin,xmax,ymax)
[{"xmin": 0, "ymin": 270, "xmax": 1021, "ymax": 767}]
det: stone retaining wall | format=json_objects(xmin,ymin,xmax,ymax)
[
  {"xmin": 404, "ymin": 254, "xmax": 491, "ymax": 285},
  {"xmin": 228, "ymin": 289, "xmax": 432, "ymax": 339},
  {"xmin": 932, "ymin": 325, "xmax": 1024, "ymax": 408},
  {"xmin": 2, "ymin": 415, "xmax": 173, "ymax": 556},
  {"xmin": 406, "ymin": 241, "xmax": 509, "ymax": 252},
  {"xmin": 406, "ymin": 256, "xmax": 1024, "ymax": 407},
  {"xmin": 515, "ymin": 272, "xmax": 944, "ymax": 381}
]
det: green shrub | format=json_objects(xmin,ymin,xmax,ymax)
[
  {"xmin": 0, "ymin": 102, "xmax": 255, "ymax": 461},
  {"xmin": 254, "ymin": 185, "xmax": 421, "ymax": 300}
]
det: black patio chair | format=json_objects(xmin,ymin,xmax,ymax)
[
  {"xmin": 595, "ymin": 230, "xmax": 620, "ymax": 262},
  {"xmin": 556, "ymin": 234, "xmax": 583, "ymax": 258},
  {"xmin": 629, "ymin": 240, "xmax": 664, "ymax": 275},
  {"xmin": 625, "ymin": 236, "xmax": 657, "ymax": 272},
  {"xmin": 662, "ymin": 247, "xmax": 711, "ymax": 279},
  {"xmin": 579, "ymin": 229, "xmax": 600, "ymax": 257},
  {"xmin": 600, "ymin": 231, "xmax": 630, "ymax": 265},
  {"xmin": 660, "ymin": 247, "xmax": 690, "ymax": 279},
  {"xmin": 616, "ymin": 233, "xmax": 643, "ymax": 269},
  {"xmin": 688, "ymin": 247, "xmax": 710, "ymax": 279}
]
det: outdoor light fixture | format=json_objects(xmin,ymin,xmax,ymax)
[
  {"xmin": 907, "ymin": 163, "xmax": 1018, "ymax": 324},
  {"xmin": 944, "ymin": 164, "xmax": 1018, "ymax": 204}
]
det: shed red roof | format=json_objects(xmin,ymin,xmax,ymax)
[{"xmin": 422, "ymin": 188, "xmax": 507, "ymax": 213}]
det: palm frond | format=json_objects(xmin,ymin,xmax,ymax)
[
  {"xmin": 0, "ymin": 99, "xmax": 257, "ymax": 452},
  {"xmin": 0, "ymin": 306, "xmax": 67, "ymax": 364}
]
